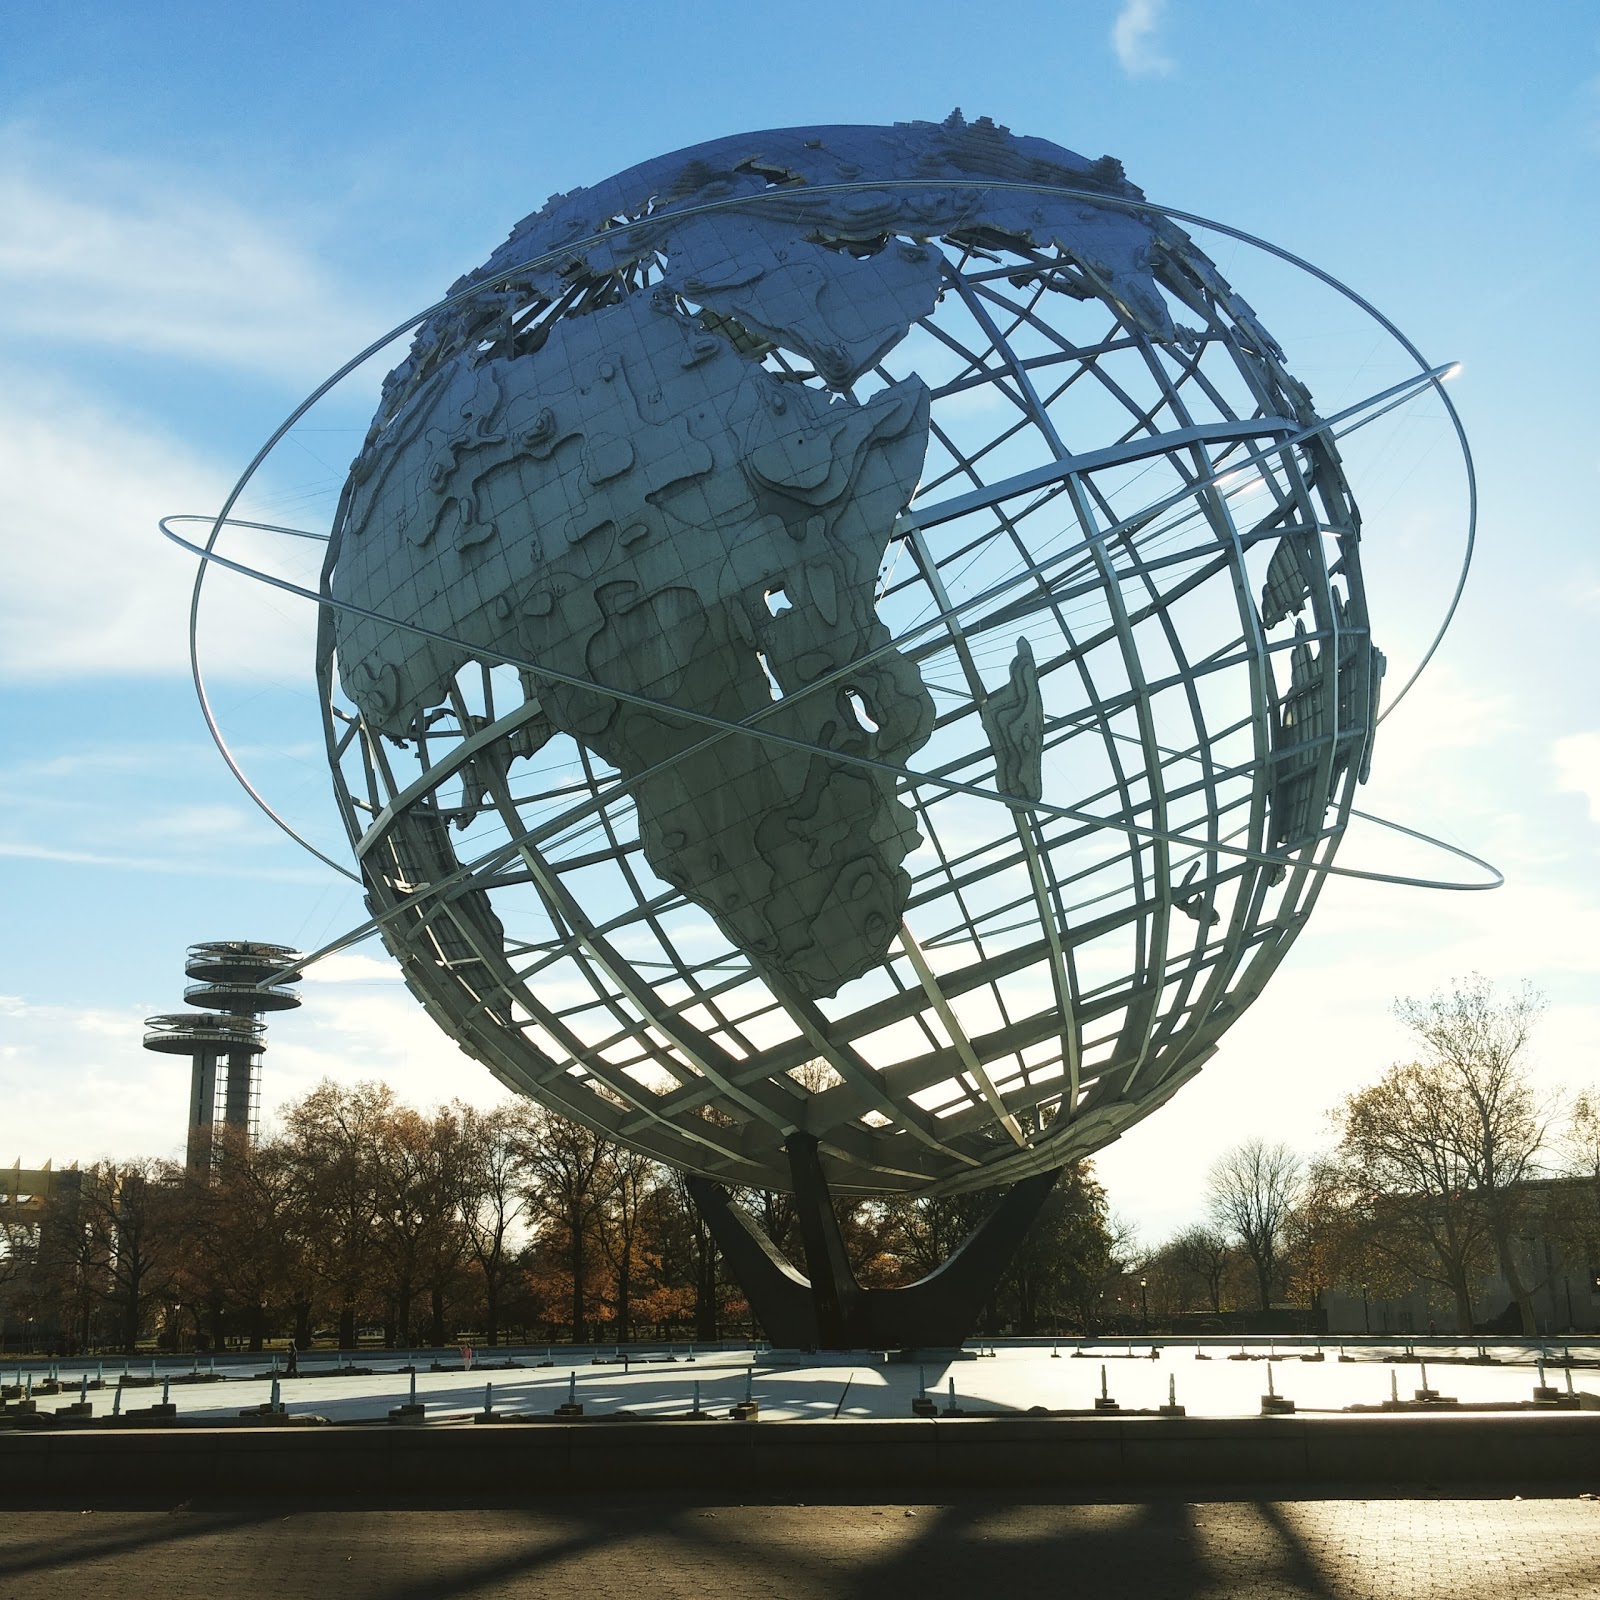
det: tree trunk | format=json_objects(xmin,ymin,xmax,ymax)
[
  {"xmin": 338, "ymin": 1302, "xmax": 356, "ymax": 1351},
  {"xmin": 429, "ymin": 1287, "xmax": 446, "ymax": 1349},
  {"xmin": 570, "ymin": 1219, "xmax": 586, "ymax": 1344},
  {"xmin": 694, "ymin": 1225, "xmax": 719, "ymax": 1341},
  {"xmin": 484, "ymin": 1285, "xmax": 500, "ymax": 1348},
  {"xmin": 1488, "ymin": 1215, "xmax": 1538, "ymax": 1335},
  {"xmin": 1253, "ymin": 1255, "xmax": 1272, "ymax": 1311}
]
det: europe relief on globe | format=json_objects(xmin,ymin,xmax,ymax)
[{"xmin": 321, "ymin": 113, "xmax": 1384, "ymax": 1196}]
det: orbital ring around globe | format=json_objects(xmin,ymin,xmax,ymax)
[{"xmin": 167, "ymin": 122, "xmax": 1491, "ymax": 1196}]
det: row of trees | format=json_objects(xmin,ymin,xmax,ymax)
[
  {"xmin": 1140, "ymin": 978, "xmax": 1600, "ymax": 1333},
  {"xmin": 6, "ymin": 974, "xmax": 1588, "ymax": 1348},
  {"xmin": 0, "ymin": 1082, "xmax": 1130, "ymax": 1354}
]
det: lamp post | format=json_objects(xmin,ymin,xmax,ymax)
[{"xmin": 1140, "ymin": 1278, "xmax": 1150, "ymax": 1335}]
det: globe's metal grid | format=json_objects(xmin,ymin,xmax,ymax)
[
  {"xmin": 161, "ymin": 120, "xmax": 1488, "ymax": 1200},
  {"xmin": 307, "ymin": 142, "xmax": 1388, "ymax": 1197}
]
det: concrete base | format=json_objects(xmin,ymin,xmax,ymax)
[
  {"xmin": 6, "ymin": 1415, "xmax": 1600, "ymax": 1495},
  {"xmin": 54, "ymin": 1403, "xmax": 93, "ymax": 1419},
  {"xmin": 553, "ymin": 1403, "xmax": 584, "ymax": 1418},
  {"xmin": 729, "ymin": 1402, "xmax": 760, "ymax": 1421},
  {"xmin": 1260, "ymin": 1397, "xmax": 1296, "ymax": 1415},
  {"xmin": 388, "ymin": 1405, "xmax": 426, "ymax": 1425},
  {"xmin": 1093, "ymin": 1398, "xmax": 1120, "ymax": 1412}
]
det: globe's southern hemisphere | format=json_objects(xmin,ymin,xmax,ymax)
[{"xmin": 321, "ymin": 113, "xmax": 1383, "ymax": 1196}]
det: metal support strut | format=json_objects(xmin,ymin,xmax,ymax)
[{"xmin": 688, "ymin": 1133, "xmax": 1062, "ymax": 1350}]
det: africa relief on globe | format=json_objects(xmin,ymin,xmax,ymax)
[{"xmin": 320, "ymin": 113, "xmax": 1384, "ymax": 1194}]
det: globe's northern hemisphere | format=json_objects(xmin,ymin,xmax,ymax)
[{"xmin": 320, "ymin": 113, "xmax": 1384, "ymax": 1195}]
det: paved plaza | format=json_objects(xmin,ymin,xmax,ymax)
[
  {"xmin": 11, "ymin": 1341, "xmax": 1596, "ymax": 1425},
  {"xmin": 2, "ymin": 1491, "xmax": 1599, "ymax": 1599}
]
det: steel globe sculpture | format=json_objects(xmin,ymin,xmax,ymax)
[{"xmin": 169, "ymin": 113, "xmax": 1485, "ymax": 1346}]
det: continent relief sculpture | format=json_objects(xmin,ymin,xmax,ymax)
[{"xmin": 173, "ymin": 113, "xmax": 1480, "ymax": 1347}]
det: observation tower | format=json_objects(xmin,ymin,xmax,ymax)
[{"xmin": 142, "ymin": 941, "xmax": 302, "ymax": 1169}]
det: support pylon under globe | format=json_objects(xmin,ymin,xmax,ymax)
[
  {"xmin": 689, "ymin": 1134, "xmax": 1063, "ymax": 1350},
  {"xmin": 142, "ymin": 941, "xmax": 302, "ymax": 1169}
]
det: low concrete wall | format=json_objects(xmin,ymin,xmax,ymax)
[{"xmin": 5, "ymin": 1414, "xmax": 1600, "ymax": 1495}]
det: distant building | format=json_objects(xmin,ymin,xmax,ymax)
[{"xmin": 1322, "ymin": 1177, "xmax": 1600, "ymax": 1335}]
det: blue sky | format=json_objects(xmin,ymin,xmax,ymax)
[{"xmin": 3, "ymin": 0, "xmax": 1598, "ymax": 1240}]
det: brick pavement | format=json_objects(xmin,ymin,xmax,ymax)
[{"xmin": 1, "ymin": 1493, "xmax": 1598, "ymax": 1599}]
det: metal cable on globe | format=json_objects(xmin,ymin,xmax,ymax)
[{"xmin": 166, "ymin": 113, "xmax": 1490, "ymax": 1200}]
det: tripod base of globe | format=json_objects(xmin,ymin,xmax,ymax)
[{"xmin": 689, "ymin": 1134, "xmax": 1062, "ymax": 1351}]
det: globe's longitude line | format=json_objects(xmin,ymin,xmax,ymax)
[
  {"xmin": 956, "ymin": 258, "xmax": 1200, "ymax": 1095},
  {"xmin": 1091, "ymin": 315, "xmax": 1251, "ymax": 1081},
  {"xmin": 920, "ymin": 264, "xmax": 1091, "ymax": 1114},
  {"xmin": 933, "ymin": 259, "xmax": 1150, "ymax": 1109},
  {"xmin": 903, "ymin": 517, "xmax": 1075, "ymax": 1111},
  {"xmin": 1133, "ymin": 260, "xmax": 1290, "ymax": 1082},
  {"xmin": 903, "ymin": 265, "xmax": 1077, "ymax": 1118}
]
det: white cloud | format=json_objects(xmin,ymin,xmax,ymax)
[
  {"xmin": 1369, "ymin": 666, "xmax": 1513, "ymax": 779},
  {"xmin": 0, "ymin": 838, "xmax": 326, "ymax": 881},
  {"xmin": 0, "ymin": 373, "xmax": 320, "ymax": 680},
  {"xmin": 1554, "ymin": 731, "xmax": 1600, "ymax": 824},
  {"xmin": 0, "ymin": 738, "xmax": 338, "ymax": 882},
  {"xmin": 0, "ymin": 139, "xmax": 372, "ymax": 381},
  {"xmin": 1111, "ymin": 0, "xmax": 1175, "ymax": 78}
]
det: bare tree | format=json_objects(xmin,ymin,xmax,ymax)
[
  {"xmin": 1206, "ymin": 1139, "xmax": 1302, "ymax": 1310},
  {"xmin": 454, "ymin": 1102, "xmax": 533, "ymax": 1346},
  {"xmin": 1167, "ymin": 1224, "xmax": 1233, "ymax": 1313},
  {"xmin": 1395, "ymin": 975, "xmax": 1552, "ymax": 1333}
]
